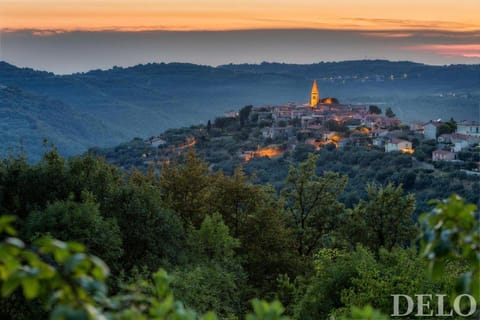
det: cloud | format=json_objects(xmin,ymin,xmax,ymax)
[
  {"xmin": 2, "ymin": 29, "xmax": 479, "ymax": 73},
  {"xmin": 360, "ymin": 31, "xmax": 414, "ymax": 38},
  {"xmin": 31, "ymin": 30, "xmax": 66, "ymax": 37},
  {"xmin": 342, "ymin": 17, "xmax": 479, "ymax": 31},
  {"xmin": 404, "ymin": 44, "xmax": 480, "ymax": 58}
]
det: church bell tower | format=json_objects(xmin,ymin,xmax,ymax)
[{"xmin": 310, "ymin": 80, "xmax": 320, "ymax": 107}]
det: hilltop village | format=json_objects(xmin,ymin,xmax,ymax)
[
  {"xmin": 93, "ymin": 80, "xmax": 479, "ymax": 174},
  {"xmin": 138, "ymin": 81, "xmax": 479, "ymax": 167}
]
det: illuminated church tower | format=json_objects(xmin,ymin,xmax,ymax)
[{"xmin": 310, "ymin": 80, "xmax": 320, "ymax": 107}]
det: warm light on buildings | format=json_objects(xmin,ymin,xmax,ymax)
[
  {"xmin": 322, "ymin": 97, "xmax": 334, "ymax": 104},
  {"xmin": 401, "ymin": 148, "xmax": 415, "ymax": 154},
  {"xmin": 243, "ymin": 146, "xmax": 284, "ymax": 162},
  {"xmin": 170, "ymin": 137, "xmax": 196, "ymax": 152},
  {"xmin": 310, "ymin": 80, "xmax": 320, "ymax": 108},
  {"xmin": 255, "ymin": 148, "xmax": 283, "ymax": 158}
]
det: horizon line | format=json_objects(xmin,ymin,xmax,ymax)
[
  {"xmin": 3, "ymin": 58, "xmax": 480, "ymax": 76},
  {"xmin": 3, "ymin": 26, "xmax": 480, "ymax": 34}
]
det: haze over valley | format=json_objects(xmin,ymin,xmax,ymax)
[{"xmin": 1, "ymin": 60, "xmax": 479, "ymax": 160}]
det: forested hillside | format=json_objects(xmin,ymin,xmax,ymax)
[
  {"xmin": 0, "ymin": 149, "xmax": 478, "ymax": 319},
  {"xmin": 1, "ymin": 60, "xmax": 479, "ymax": 160},
  {"xmin": 91, "ymin": 119, "xmax": 480, "ymax": 217},
  {"xmin": 0, "ymin": 86, "xmax": 118, "ymax": 160}
]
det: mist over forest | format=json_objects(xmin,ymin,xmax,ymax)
[{"xmin": 1, "ymin": 60, "xmax": 479, "ymax": 160}]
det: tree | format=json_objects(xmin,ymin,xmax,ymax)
[
  {"xmin": 104, "ymin": 179, "xmax": 186, "ymax": 271},
  {"xmin": 368, "ymin": 105, "xmax": 381, "ymax": 115},
  {"xmin": 171, "ymin": 213, "xmax": 246, "ymax": 317},
  {"xmin": 207, "ymin": 120, "xmax": 212, "ymax": 133},
  {"xmin": 0, "ymin": 215, "xmax": 289, "ymax": 320},
  {"xmin": 438, "ymin": 121, "xmax": 456, "ymax": 136},
  {"xmin": 24, "ymin": 194, "xmax": 123, "ymax": 270},
  {"xmin": 207, "ymin": 168, "xmax": 254, "ymax": 233},
  {"xmin": 214, "ymin": 117, "xmax": 237, "ymax": 130},
  {"xmin": 238, "ymin": 194, "xmax": 298, "ymax": 295},
  {"xmin": 294, "ymin": 246, "xmax": 456, "ymax": 319},
  {"xmin": 0, "ymin": 215, "xmax": 112, "ymax": 319},
  {"xmin": 385, "ymin": 107, "xmax": 395, "ymax": 118},
  {"xmin": 208, "ymin": 168, "xmax": 298, "ymax": 294},
  {"xmin": 160, "ymin": 151, "xmax": 218, "ymax": 227},
  {"xmin": 340, "ymin": 305, "xmax": 389, "ymax": 320},
  {"xmin": 341, "ymin": 195, "xmax": 480, "ymax": 320},
  {"xmin": 0, "ymin": 149, "xmax": 69, "ymax": 220},
  {"xmin": 324, "ymin": 119, "xmax": 347, "ymax": 132},
  {"xmin": 344, "ymin": 183, "xmax": 417, "ymax": 253},
  {"xmin": 239, "ymin": 105, "xmax": 253, "ymax": 128},
  {"xmin": 282, "ymin": 154, "xmax": 347, "ymax": 256},
  {"xmin": 419, "ymin": 195, "xmax": 480, "ymax": 301},
  {"xmin": 188, "ymin": 213, "xmax": 240, "ymax": 263},
  {"xmin": 67, "ymin": 155, "xmax": 123, "ymax": 208}
]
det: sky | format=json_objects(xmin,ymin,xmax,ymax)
[{"xmin": 1, "ymin": 0, "xmax": 479, "ymax": 73}]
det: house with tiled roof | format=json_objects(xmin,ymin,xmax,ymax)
[
  {"xmin": 432, "ymin": 150, "xmax": 456, "ymax": 161},
  {"xmin": 385, "ymin": 138, "xmax": 414, "ymax": 154}
]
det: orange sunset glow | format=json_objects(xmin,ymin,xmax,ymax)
[{"xmin": 1, "ymin": 0, "xmax": 480, "ymax": 32}]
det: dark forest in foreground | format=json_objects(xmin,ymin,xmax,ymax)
[{"xmin": 0, "ymin": 148, "xmax": 478, "ymax": 319}]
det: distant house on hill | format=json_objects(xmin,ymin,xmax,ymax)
[
  {"xmin": 456, "ymin": 120, "xmax": 480, "ymax": 137},
  {"xmin": 146, "ymin": 137, "xmax": 167, "ymax": 148},
  {"xmin": 224, "ymin": 110, "xmax": 239, "ymax": 118},
  {"xmin": 424, "ymin": 121, "xmax": 443, "ymax": 140},
  {"xmin": 385, "ymin": 138, "xmax": 413, "ymax": 153},
  {"xmin": 450, "ymin": 133, "xmax": 479, "ymax": 152},
  {"xmin": 262, "ymin": 126, "xmax": 294, "ymax": 139},
  {"xmin": 366, "ymin": 115, "xmax": 400, "ymax": 128},
  {"xmin": 437, "ymin": 133, "xmax": 453, "ymax": 144},
  {"xmin": 409, "ymin": 121, "xmax": 424, "ymax": 132},
  {"xmin": 432, "ymin": 150, "xmax": 456, "ymax": 161}
]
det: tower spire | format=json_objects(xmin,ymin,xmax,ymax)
[{"xmin": 310, "ymin": 80, "xmax": 320, "ymax": 107}]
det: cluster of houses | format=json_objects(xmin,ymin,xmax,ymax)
[
  {"xmin": 251, "ymin": 102, "xmax": 410, "ymax": 152},
  {"xmin": 424, "ymin": 120, "xmax": 480, "ymax": 162},
  {"xmin": 249, "ymin": 86, "xmax": 479, "ymax": 162},
  {"xmin": 145, "ymin": 81, "xmax": 478, "ymax": 166},
  {"xmin": 252, "ymin": 81, "xmax": 478, "ymax": 162}
]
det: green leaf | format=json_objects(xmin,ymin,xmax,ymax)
[
  {"xmin": 202, "ymin": 312, "xmax": 218, "ymax": 320},
  {"xmin": 1, "ymin": 277, "xmax": 21, "ymax": 297},
  {"xmin": 90, "ymin": 256, "xmax": 109, "ymax": 280},
  {"xmin": 5, "ymin": 237, "xmax": 25, "ymax": 249},
  {"xmin": 65, "ymin": 253, "xmax": 88, "ymax": 272},
  {"xmin": 0, "ymin": 215, "xmax": 16, "ymax": 235},
  {"xmin": 66, "ymin": 242, "xmax": 86, "ymax": 253},
  {"xmin": 22, "ymin": 277, "xmax": 40, "ymax": 299},
  {"xmin": 51, "ymin": 305, "xmax": 89, "ymax": 320}
]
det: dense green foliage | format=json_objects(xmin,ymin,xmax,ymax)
[
  {"xmin": 24, "ymin": 196, "xmax": 123, "ymax": 269},
  {"xmin": 419, "ymin": 195, "xmax": 479, "ymax": 300},
  {"xmin": 282, "ymin": 154, "xmax": 347, "ymax": 256},
  {"xmin": 344, "ymin": 183, "xmax": 417, "ymax": 252},
  {"xmin": 95, "ymin": 132, "xmax": 479, "ymax": 217},
  {"xmin": 1, "ymin": 216, "xmax": 288, "ymax": 319},
  {"xmin": 0, "ymin": 149, "xmax": 478, "ymax": 319}
]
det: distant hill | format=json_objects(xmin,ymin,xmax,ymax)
[
  {"xmin": 0, "ymin": 86, "xmax": 118, "ymax": 161},
  {"xmin": 0, "ymin": 60, "xmax": 479, "ymax": 160}
]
